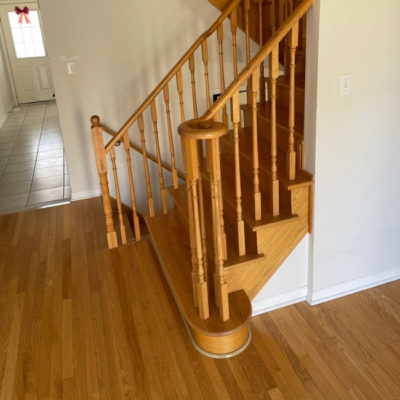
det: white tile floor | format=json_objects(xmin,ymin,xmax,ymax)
[{"xmin": 0, "ymin": 102, "xmax": 70, "ymax": 214}]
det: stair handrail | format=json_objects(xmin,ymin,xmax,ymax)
[
  {"xmin": 200, "ymin": 0, "xmax": 312, "ymax": 121},
  {"xmin": 104, "ymin": 0, "xmax": 243, "ymax": 153}
]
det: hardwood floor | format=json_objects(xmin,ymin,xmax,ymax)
[{"xmin": 0, "ymin": 197, "xmax": 399, "ymax": 399}]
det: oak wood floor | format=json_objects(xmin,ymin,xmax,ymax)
[{"xmin": 0, "ymin": 197, "xmax": 399, "ymax": 399}]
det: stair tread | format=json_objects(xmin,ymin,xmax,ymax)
[
  {"xmin": 276, "ymin": 76, "xmax": 305, "ymax": 90},
  {"xmin": 144, "ymin": 210, "xmax": 252, "ymax": 336},
  {"xmin": 221, "ymin": 127, "xmax": 312, "ymax": 188},
  {"xmin": 241, "ymin": 102, "xmax": 304, "ymax": 137},
  {"xmin": 167, "ymin": 184, "xmax": 265, "ymax": 263}
]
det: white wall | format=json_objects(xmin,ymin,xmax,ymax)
[
  {"xmin": 307, "ymin": 0, "xmax": 400, "ymax": 303},
  {"xmin": 38, "ymin": 0, "xmax": 257, "ymax": 203},
  {"xmin": 0, "ymin": 29, "xmax": 14, "ymax": 125}
]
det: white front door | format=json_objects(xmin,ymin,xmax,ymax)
[{"xmin": 0, "ymin": 3, "xmax": 54, "ymax": 103}]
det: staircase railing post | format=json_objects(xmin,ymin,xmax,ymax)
[
  {"xmin": 91, "ymin": 115, "xmax": 118, "ymax": 249},
  {"xmin": 179, "ymin": 120, "xmax": 229, "ymax": 322}
]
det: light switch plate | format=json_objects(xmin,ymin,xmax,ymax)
[{"xmin": 339, "ymin": 74, "xmax": 351, "ymax": 96}]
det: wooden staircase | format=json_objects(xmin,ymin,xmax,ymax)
[{"xmin": 90, "ymin": 0, "xmax": 313, "ymax": 357}]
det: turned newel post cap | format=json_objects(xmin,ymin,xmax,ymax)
[
  {"xmin": 178, "ymin": 119, "xmax": 228, "ymax": 140},
  {"xmin": 91, "ymin": 115, "xmax": 101, "ymax": 128}
]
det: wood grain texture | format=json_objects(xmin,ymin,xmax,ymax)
[{"xmin": 0, "ymin": 198, "xmax": 400, "ymax": 398}]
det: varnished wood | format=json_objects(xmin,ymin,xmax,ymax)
[
  {"xmin": 189, "ymin": 54, "xmax": 198, "ymax": 118},
  {"xmin": 91, "ymin": 116, "xmax": 117, "ymax": 248},
  {"xmin": 184, "ymin": 137, "xmax": 210, "ymax": 319},
  {"xmin": 145, "ymin": 211, "xmax": 251, "ymax": 354},
  {"xmin": 162, "ymin": 84, "xmax": 179, "ymax": 189},
  {"xmin": 122, "ymin": 132, "xmax": 141, "ymax": 240},
  {"xmin": 201, "ymin": 40, "xmax": 211, "ymax": 109},
  {"xmin": 251, "ymin": 69, "xmax": 262, "ymax": 221},
  {"xmin": 110, "ymin": 147, "xmax": 127, "ymax": 244},
  {"xmin": 202, "ymin": 0, "xmax": 313, "ymax": 121},
  {"xmin": 287, "ymin": 22, "xmax": 299, "ymax": 180},
  {"xmin": 217, "ymin": 24, "xmax": 228, "ymax": 125},
  {"xmin": 1, "ymin": 199, "xmax": 399, "ymax": 398},
  {"xmin": 150, "ymin": 100, "xmax": 168, "ymax": 214},
  {"xmin": 138, "ymin": 114, "xmax": 156, "ymax": 217},
  {"xmin": 231, "ymin": 7, "xmax": 239, "ymax": 78},
  {"xmin": 103, "ymin": 121, "xmax": 185, "ymax": 182},
  {"xmin": 207, "ymin": 138, "xmax": 229, "ymax": 321},
  {"xmin": 269, "ymin": 45, "xmax": 280, "ymax": 216},
  {"xmin": 232, "ymin": 92, "xmax": 245, "ymax": 256},
  {"xmin": 176, "ymin": 69, "xmax": 186, "ymax": 123},
  {"xmin": 258, "ymin": 0, "xmax": 266, "ymax": 104}
]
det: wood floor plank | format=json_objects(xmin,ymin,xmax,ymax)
[{"xmin": 0, "ymin": 197, "xmax": 399, "ymax": 399}]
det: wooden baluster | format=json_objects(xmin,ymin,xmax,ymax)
[
  {"xmin": 232, "ymin": 92, "xmax": 245, "ymax": 256},
  {"xmin": 197, "ymin": 143, "xmax": 208, "ymax": 287},
  {"xmin": 231, "ymin": 8, "xmax": 238, "ymax": 79},
  {"xmin": 109, "ymin": 147, "xmax": 127, "ymax": 244},
  {"xmin": 184, "ymin": 137, "xmax": 209, "ymax": 319},
  {"xmin": 91, "ymin": 116, "xmax": 117, "ymax": 249},
  {"xmin": 181, "ymin": 136, "xmax": 199, "ymax": 306},
  {"xmin": 258, "ymin": 0, "xmax": 266, "ymax": 104},
  {"xmin": 188, "ymin": 54, "xmax": 198, "ymax": 119},
  {"xmin": 287, "ymin": 22, "xmax": 299, "ymax": 180},
  {"xmin": 201, "ymin": 40, "xmax": 211, "ymax": 109},
  {"xmin": 207, "ymin": 138, "xmax": 229, "ymax": 321},
  {"xmin": 301, "ymin": 14, "xmax": 307, "ymax": 50},
  {"xmin": 122, "ymin": 131, "xmax": 141, "ymax": 241},
  {"xmin": 176, "ymin": 69, "xmax": 185, "ymax": 123},
  {"xmin": 244, "ymin": 0, "xmax": 251, "ymax": 63},
  {"xmin": 150, "ymin": 100, "xmax": 168, "ymax": 214},
  {"xmin": 271, "ymin": 0, "xmax": 276, "ymax": 33},
  {"xmin": 251, "ymin": 69, "xmax": 262, "ymax": 221},
  {"xmin": 138, "ymin": 115, "xmax": 155, "ymax": 217},
  {"xmin": 217, "ymin": 24, "xmax": 228, "ymax": 125},
  {"xmin": 163, "ymin": 85, "xmax": 179, "ymax": 189},
  {"xmin": 244, "ymin": 0, "xmax": 251, "ymax": 106},
  {"xmin": 269, "ymin": 46, "xmax": 280, "ymax": 216}
]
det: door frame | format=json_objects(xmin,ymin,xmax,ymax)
[{"xmin": 0, "ymin": 0, "xmax": 43, "ymax": 106}]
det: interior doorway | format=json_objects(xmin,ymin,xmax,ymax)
[
  {"xmin": 0, "ymin": 2, "xmax": 54, "ymax": 103},
  {"xmin": 0, "ymin": 1, "xmax": 70, "ymax": 214}
]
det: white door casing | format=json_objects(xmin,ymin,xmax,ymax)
[{"xmin": 0, "ymin": 3, "xmax": 54, "ymax": 103}]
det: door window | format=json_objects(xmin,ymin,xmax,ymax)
[{"xmin": 7, "ymin": 10, "xmax": 45, "ymax": 59}]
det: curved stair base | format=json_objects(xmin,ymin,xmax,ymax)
[{"xmin": 144, "ymin": 212, "xmax": 253, "ymax": 357}]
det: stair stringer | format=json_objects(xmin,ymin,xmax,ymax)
[{"xmin": 224, "ymin": 184, "xmax": 311, "ymax": 300}]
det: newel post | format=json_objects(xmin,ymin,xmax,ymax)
[
  {"xmin": 178, "ymin": 120, "xmax": 230, "ymax": 322},
  {"xmin": 91, "ymin": 115, "xmax": 118, "ymax": 249}
]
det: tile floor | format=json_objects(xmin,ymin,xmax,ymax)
[{"xmin": 0, "ymin": 101, "xmax": 70, "ymax": 214}]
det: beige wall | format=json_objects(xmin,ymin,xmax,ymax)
[
  {"xmin": 307, "ymin": 0, "xmax": 400, "ymax": 302},
  {"xmin": 0, "ymin": 29, "xmax": 14, "ymax": 125},
  {"xmin": 38, "ymin": 0, "xmax": 233, "ymax": 201}
]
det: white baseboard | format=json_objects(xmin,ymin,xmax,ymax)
[
  {"xmin": 71, "ymin": 189, "xmax": 101, "ymax": 202},
  {"xmin": 252, "ymin": 286, "xmax": 308, "ymax": 316},
  {"xmin": 307, "ymin": 267, "xmax": 400, "ymax": 305}
]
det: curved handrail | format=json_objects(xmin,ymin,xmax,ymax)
[
  {"xmin": 104, "ymin": 0, "xmax": 243, "ymax": 152},
  {"xmin": 200, "ymin": 0, "xmax": 312, "ymax": 121}
]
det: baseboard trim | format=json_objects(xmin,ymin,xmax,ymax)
[
  {"xmin": 71, "ymin": 189, "xmax": 101, "ymax": 202},
  {"xmin": 307, "ymin": 268, "xmax": 400, "ymax": 305},
  {"xmin": 251, "ymin": 286, "xmax": 308, "ymax": 316}
]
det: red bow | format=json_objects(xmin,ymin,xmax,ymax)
[{"xmin": 15, "ymin": 6, "xmax": 30, "ymax": 24}]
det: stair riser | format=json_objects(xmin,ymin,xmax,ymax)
[
  {"xmin": 275, "ymin": 83, "xmax": 305, "ymax": 112},
  {"xmin": 243, "ymin": 110, "xmax": 304, "ymax": 156}
]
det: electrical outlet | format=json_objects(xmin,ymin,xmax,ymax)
[
  {"xmin": 67, "ymin": 62, "xmax": 76, "ymax": 75},
  {"xmin": 339, "ymin": 74, "xmax": 351, "ymax": 96}
]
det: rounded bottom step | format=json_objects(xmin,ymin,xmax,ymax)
[{"xmin": 187, "ymin": 321, "xmax": 252, "ymax": 358}]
